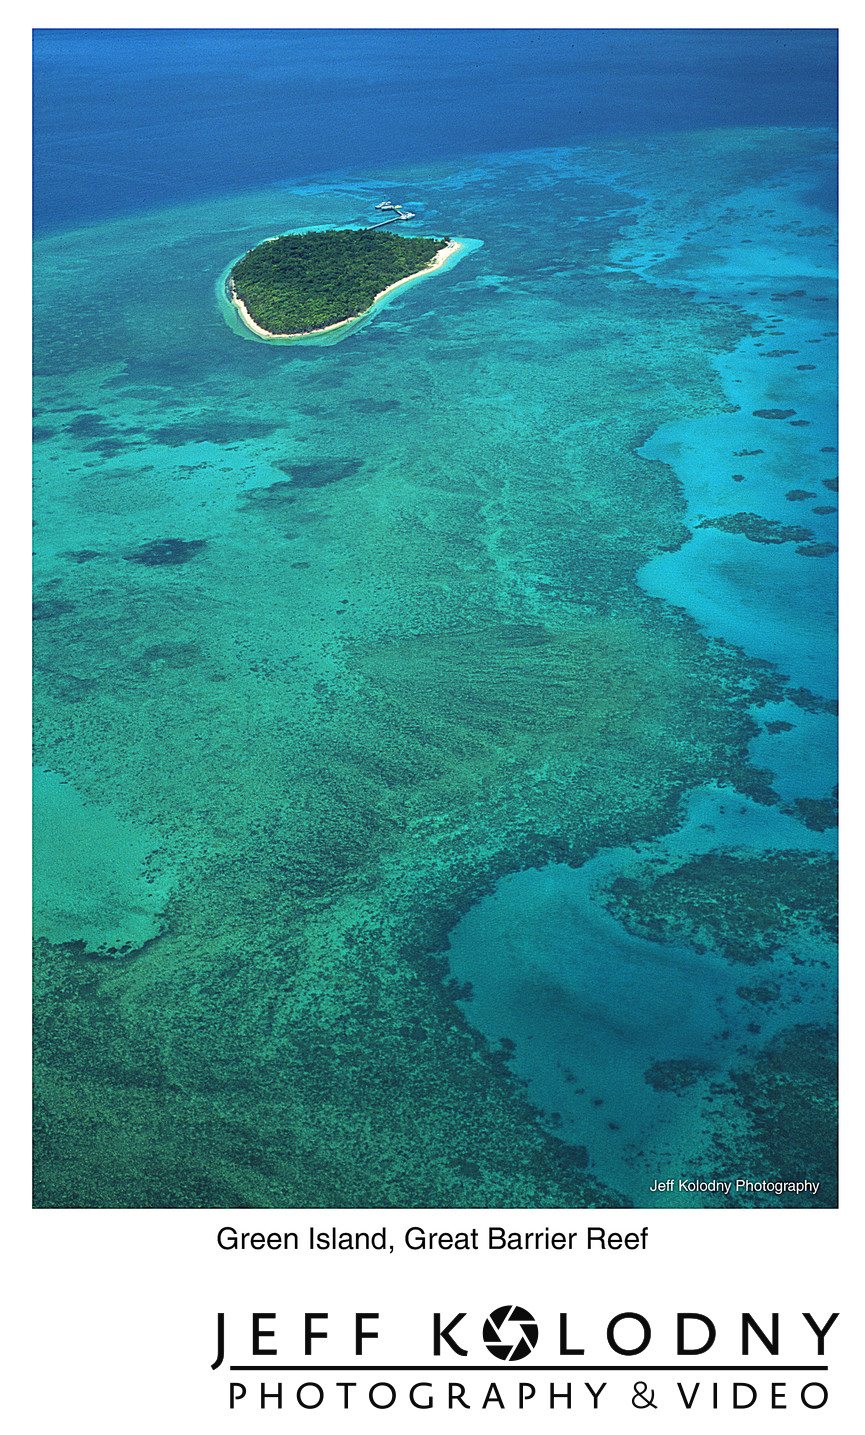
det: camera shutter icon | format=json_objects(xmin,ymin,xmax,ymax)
[{"xmin": 482, "ymin": 1305, "xmax": 539, "ymax": 1361}]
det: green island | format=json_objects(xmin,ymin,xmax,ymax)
[{"xmin": 229, "ymin": 227, "xmax": 453, "ymax": 337}]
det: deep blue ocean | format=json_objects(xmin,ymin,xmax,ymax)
[
  {"xmin": 33, "ymin": 29, "xmax": 838, "ymax": 1208},
  {"xmin": 33, "ymin": 28, "xmax": 837, "ymax": 234}
]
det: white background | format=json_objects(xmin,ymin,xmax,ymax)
[
  {"xmin": 11, "ymin": 4, "xmax": 860, "ymax": 1430},
  {"xmin": 14, "ymin": 1208, "xmax": 859, "ymax": 1429}
]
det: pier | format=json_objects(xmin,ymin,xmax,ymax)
[{"xmin": 368, "ymin": 202, "xmax": 417, "ymax": 228}]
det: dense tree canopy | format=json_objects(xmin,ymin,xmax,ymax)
[{"xmin": 230, "ymin": 228, "xmax": 450, "ymax": 335}]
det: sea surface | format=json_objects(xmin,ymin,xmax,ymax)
[{"xmin": 33, "ymin": 29, "xmax": 838, "ymax": 1208}]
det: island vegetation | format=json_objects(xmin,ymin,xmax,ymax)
[{"xmin": 229, "ymin": 228, "xmax": 451, "ymax": 336}]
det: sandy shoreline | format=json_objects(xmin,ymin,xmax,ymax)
[{"xmin": 229, "ymin": 239, "xmax": 463, "ymax": 341}]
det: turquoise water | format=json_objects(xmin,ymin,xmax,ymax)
[
  {"xmin": 446, "ymin": 785, "xmax": 836, "ymax": 1204},
  {"xmin": 33, "ymin": 41, "xmax": 837, "ymax": 1207},
  {"xmin": 442, "ymin": 140, "xmax": 837, "ymax": 1204}
]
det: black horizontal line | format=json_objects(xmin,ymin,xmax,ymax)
[{"xmin": 227, "ymin": 1365, "xmax": 829, "ymax": 1373}]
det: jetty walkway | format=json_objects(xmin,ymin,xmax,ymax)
[{"xmin": 368, "ymin": 200, "xmax": 417, "ymax": 228}]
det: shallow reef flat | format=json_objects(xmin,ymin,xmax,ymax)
[{"xmin": 32, "ymin": 129, "xmax": 836, "ymax": 1207}]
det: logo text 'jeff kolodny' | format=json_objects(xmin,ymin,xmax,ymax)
[{"xmin": 211, "ymin": 1308, "xmax": 838, "ymax": 1370}]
